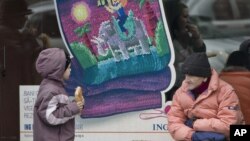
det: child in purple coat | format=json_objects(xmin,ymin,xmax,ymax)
[{"xmin": 33, "ymin": 48, "xmax": 84, "ymax": 141}]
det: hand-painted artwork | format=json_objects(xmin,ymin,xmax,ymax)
[{"xmin": 54, "ymin": 0, "xmax": 174, "ymax": 118}]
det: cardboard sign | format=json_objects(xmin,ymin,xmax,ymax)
[{"xmin": 20, "ymin": 86, "xmax": 174, "ymax": 141}]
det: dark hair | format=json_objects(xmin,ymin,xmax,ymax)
[
  {"xmin": 239, "ymin": 39, "xmax": 250, "ymax": 70},
  {"xmin": 226, "ymin": 51, "xmax": 249, "ymax": 69},
  {"xmin": 64, "ymin": 51, "xmax": 71, "ymax": 70},
  {"xmin": 163, "ymin": 0, "xmax": 188, "ymax": 39}
]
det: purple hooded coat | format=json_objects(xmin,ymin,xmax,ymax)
[{"xmin": 33, "ymin": 48, "xmax": 80, "ymax": 141}]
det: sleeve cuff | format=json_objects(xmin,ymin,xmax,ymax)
[{"xmin": 69, "ymin": 102, "xmax": 80, "ymax": 115}]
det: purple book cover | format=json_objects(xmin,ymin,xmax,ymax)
[{"xmin": 54, "ymin": 0, "xmax": 175, "ymax": 118}]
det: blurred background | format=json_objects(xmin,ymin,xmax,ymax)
[
  {"xmin": 185, "ymin": 0, "xmax": 250, "ymax": 72},
  {"xmin": 23, "ymin": 0, "xmax": 66, "ymax": 51},
  {"xmin": 1, "ymin": 0, "xmax": 249, "ymax": 140},
  {"xmin": 24, "ymin": 0, "xmax": 250, "ymax": 73}
]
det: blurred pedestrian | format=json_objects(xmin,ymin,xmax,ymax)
[
  {"xmin": 168, "ymin": 52, "xmax": 243, "ymax": 141},
  {"xmin": 163, "ymin": 0, "xmax": 206, "ymax": 101},
  {"xmin": 0, "ymin": 0, "xmax": 43, "ymax": 139},
  {"xmin": 220, "ymin": 50, "xmax": 250, "ymax": 124}
]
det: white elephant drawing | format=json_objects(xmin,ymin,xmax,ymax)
[{"xmin": 91, "ymin": 10, "xmax": 151, "ymax": 61}]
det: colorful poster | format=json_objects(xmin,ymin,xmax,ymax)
[{"xmin": 54, "ymin": 0, "xmax": 175, "ymax": 118}]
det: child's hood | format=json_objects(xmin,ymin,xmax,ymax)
[{"xmin": 36, "ymin": 48, "xmax": 66, "ymax": 81}]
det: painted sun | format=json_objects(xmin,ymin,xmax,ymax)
[{"xmin": 71, "ymin": 2, "xmax": 90, "ymax": 23}]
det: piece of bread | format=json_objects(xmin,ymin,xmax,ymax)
[{"xmin": 75, "ymin": 86, "xmax": 83, "ymax": 103}]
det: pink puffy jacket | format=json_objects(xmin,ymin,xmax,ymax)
[{"xmin": 167, "ymin": 69, "xmax": 244, "ymax": 141}]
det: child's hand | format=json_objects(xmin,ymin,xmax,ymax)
[{"xmin": 77, "ymin": 101, "xmax": 84, "ymax": 112}]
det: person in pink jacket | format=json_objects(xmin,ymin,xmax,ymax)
[{"xmin": 167, "ymin": 53, "xmax": 244, "ymax": 141}]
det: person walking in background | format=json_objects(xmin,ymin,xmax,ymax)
[
  {"xmin": 168, "ymin": 53, "xmax": 243, "ymax": 141},
  {"xmin": 220, "ymin": 50, "xmax": 250, "ymax": 124},
  {"xmin": 0, "ymin": 0, "xmax": 44, "ymax": 140},
  {"xmin": 163, "ymin": 0, "xmax": 206, "ymax": 101},
  {"xmin": 33, "ymin": 48, "xmax": 84, "ymax": 141}
]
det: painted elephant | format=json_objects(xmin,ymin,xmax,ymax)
[{"xmin": 92, "ymin": 10, "xmax": 151, "ymax": 61}]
